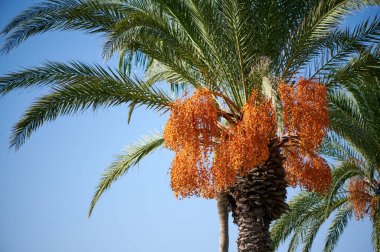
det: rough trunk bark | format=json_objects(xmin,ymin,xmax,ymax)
[
  {"xmin": 235, "ymin": 213, "xmax": 271, "ymax": 251},
  {"xmin": 217, "ymin": 193, "xmax": 229, "ymax": 252},
  {"xmin": 229, "ymin": 138, "xmax": 289, "ymax": 252}
]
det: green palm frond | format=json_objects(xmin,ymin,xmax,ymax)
[
  {"xmin": 323, "ymin": 205, "xmax": 353, "ymax": 252},
  {"xmin": 287, "ymin": 224, "xmax": 302, "ymax": 252},
  {"xmin": 2, "ymin": 61, "xmax": 171, "ymax": 149},
  {"xmin": 305, "ymin": 0, "xmax": 380, "ymax": 39},
  {"xmin": 102, "ymin": 0, "xmax": 231, "ymax": 96},
  {"xmin": 274, "ymin": 194, "xmax": 349, "ymax": 252},
  {"xmin": 302, "ymin": 217, "xmax": 326, "ymax": 252},
  {"xmin": 145, "ymin": 62, "xmax": 190, "ymax": 94},
  {"xmin": 308, "ymin": 16, "xmax": 380, "ymax": 80},
  {"xmin": 145, "ymin": 65, "xmax": 189, "ymax": 87},
  {"xmin": 271, "ymin": 192, "xmax": 321, "ymax": 250},
  {"xmin": 325, "ymin": 162, "xmax": 364, "ymax": 212},
  {"xmin": 0, "ymin": 61, "xmax": 124, "ymax": 94},
  {"xmin": 1, "ymin": 0, "xmax": 130, "ymax": 53},
  {"xmin": 327, "ymin": 48, "xmax": 380, "ymax": 90},
  {"xmin": 328, "ymin": 63, "xmax": 380, "ymax": 165},
  {"xmin": 329, "ymin": 89, "xmax": 365, "ymax": 129},
  {"xmin": 319, "ymin": 133, "xmax": 365, "ymax": 163},
  {"xmin": 88, "ymin": 132, "xmax": 164, "ymax": 216},
  {"xmin": 287, "ymin": 214, "xmax": 321, "ymax": 252},
  {"xmin": 330, "ymin": 113, "xmax": 378, "ymax": 161},
  {"xmin": 280, "ymin": 0, "xmax": 380, "ymax": 80},
  {"xmin": 329, "ymin": 102, "xmax": 380, "ymax": 164},
  {"xmin": 105, "ymin": 28, "xmax": 204, "ymax": 88}
]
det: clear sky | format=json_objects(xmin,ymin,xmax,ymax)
[{"xmin": 0, "ymin": 1, "xmax": 377, "ymax": 252}]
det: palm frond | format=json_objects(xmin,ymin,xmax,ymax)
[
  {"xmin": 329, "ymin": 104, "xmax": 380, "ymax": 163},
  {"xmin": 328, "ymin": 63, "xmax": 380, "ymax": 166},
  {"xmin": 272, "ymin": 190, "xmax": 349, "ymax": 251},
  {"xmin": 5, "ymin": 62, "xmax": 171, "ymax": 149},
  {"xmin": 323, "ymin": 205, "xmax": 353, "ymax": 252},
  {"xmin": 0, "ymin": 61, "xmax": 120, "ymax": 94},
  {"xmin": 325, "ymin": 162, "xmax": 364, "ymax": 213},
  {"xmin": 309, "ymin": 16, "xmax": 380, "ymax": 80},
  {"xmin": 302, "ymin": 216, "xmax": 326, "ymax": 252},
  {"xmin": 88, "ymin": 133, "xmax": 164, "ymax": 216},
  {"xmin": 326, "ymin": 47, "xmax": 380, "ymax": 90},
  {"xmin": 271, "ymin": 192, "xmax": 320, "ymax": 250},
  {"xmin": 104, "ymin": 0, "xmax": 231, "ymax": 93},
  {"xmin": 104, "ymin": 25, "xmax": 205, "ymax": 88},
  {"xmin": 319, "ymin": 132, "xmax": 365, "ymax": 163},
  {"xmin": 287, "ymin": 224, "xmax": 302, "ymax": 252},
  {"xmin": 1, "ymin": 0, "xmax": 129, "ymax": 53},
  {"xmin": 280, "ymin": 0, "xmax": 380, "ymax": 80},
  {"xmin": 329, "ymin": 89, "xmax": 365, "ymax": 128},
  {"xmin": 144, "ymin": 61, "xmax": 196, "ymax": 88}
]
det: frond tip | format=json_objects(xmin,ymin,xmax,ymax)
[{"xmin": 88, "ymin": 133, "xmax": 164, "ymax": 217}]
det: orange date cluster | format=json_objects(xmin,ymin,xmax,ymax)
[{"xmin": 164, "ymin": 79, "xmax": 332, "ymax": 198}]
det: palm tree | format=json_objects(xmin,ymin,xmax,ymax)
[
  {"xmin": 2, "ymin": 1, "xmax": 380, "ymax": 251},
  {"xmin": 271, "ymin": 52, "xmax": 380, "ymax": 252}
]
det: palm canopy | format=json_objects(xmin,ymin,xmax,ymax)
[
  {"xmin": 3, "ymin": 0, "xmax": 380, "ymax": 98},
  {"xmin": 1, "ymin": 0, "xmax": 380, "ymax": 218},
  {"xmin": 271, "ymin": 58, "xmax": 380, "ymax": 252}
]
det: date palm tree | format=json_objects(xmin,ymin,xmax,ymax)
[
  {"xmin": 2, "ymin": 1, "xmax": 380, "ymax": 251},
  {"xmin": 271, "ymin": 52, "xmax": 380, "ymax": 252}
]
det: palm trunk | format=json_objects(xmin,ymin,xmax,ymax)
[
  {"xmin": 217, "ymin": 193, "xmax": 229, "ymax": 252},
  {"xmin": 229, "ymin": 139, "xmax": 289, "ymax": 252}
]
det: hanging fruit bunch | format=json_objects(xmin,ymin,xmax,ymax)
[
  {"xmin": 279, "ymin": 79, "xmax": 332, "ymax": 194},
  {"xmin": 348, "ymin": 177, "xmax": 379, "ymax": 220},
  {"xmin": 163, "ymin": 78, "xmax": 332, "ymax": 199},
  {"xmin": 164, "ymin": 88, "xmax": 219, "ymax": 198},
  {"xmin": 211, "ymin": 93, "xmax": 276, "ymax": 192}
]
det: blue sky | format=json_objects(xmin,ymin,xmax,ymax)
[{"xmin": 0, "ymin": 1, "xmax": 377, "ymax": 252}]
